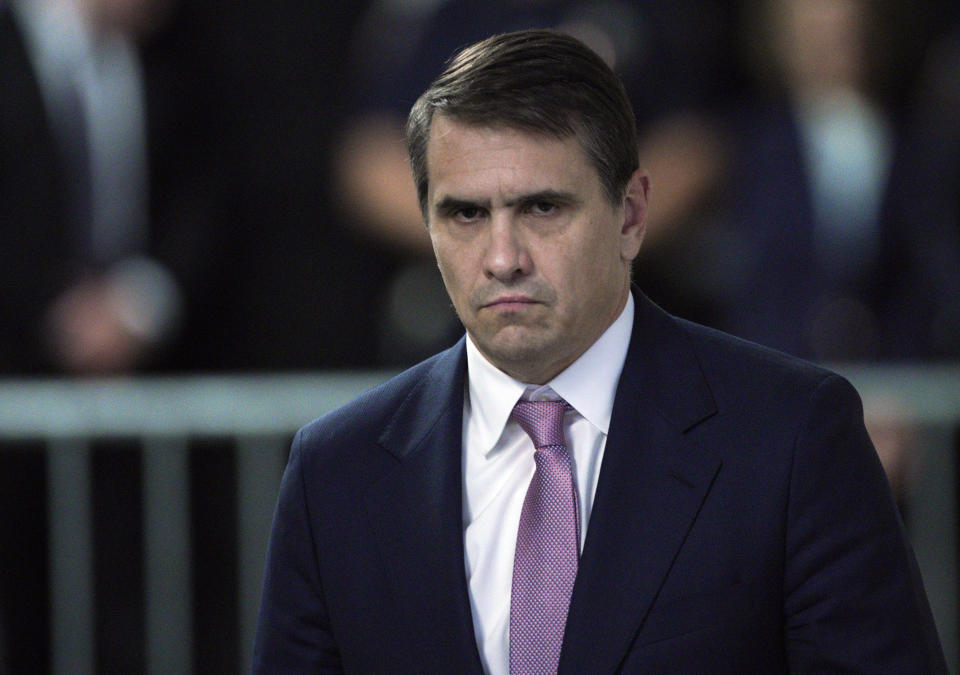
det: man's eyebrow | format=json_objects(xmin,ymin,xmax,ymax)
[
  {"xmin": 504, "ymin": 190, "xmax": 577, "ymax": 207},
  {"xmin": 433, "ymin": 196, "xmax": 490, "ymax": 214},
  {"xmin": 433, "ymin": 190, "xmax": 577, "ymax": 213}
]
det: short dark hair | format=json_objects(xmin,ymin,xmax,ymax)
[{"xmin": 406, "ymin": 29, "xmax": 639, "ymax": 216}]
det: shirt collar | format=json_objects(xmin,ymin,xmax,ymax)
[
  {"xmin": 465, "ymin": 292, "xmax": 634, "ymax": 456},
  {"xmin": 465, "ymin": 336, "xmax": 528, "ymax": 457}
]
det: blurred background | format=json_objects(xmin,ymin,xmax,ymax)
[{"xmin": 1, "ymin": 0, "xmax": 959, "ymax": 671}]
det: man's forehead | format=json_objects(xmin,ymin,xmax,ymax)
[{"xmin": 425, "ymin": 116, "xmax": 597, "ymax": 199}]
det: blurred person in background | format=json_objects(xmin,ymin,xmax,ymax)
[
  {"xmin": 0, "ymin": 0, "xmax": 216, "ymax": 668},
  {"xmin": 863, "ymin": 4, "xmax": 960, "ymax": 505},
  {"xmin": 630, "ymin": 0, "xmax": 960, "ymax": 509},
  {"xmin": 0, "ymin": 0, "xmax": 380, "ymax": 669},
  {"xmin": 887, "ymin": 9, "xmax": 960, "ymax": 360},
  {"xmin": 1, "ymin": 0, "xmax": 382, "ymax": 376},
  {"xmin": 0, "ymin": 0, "xmax": 220, "ymax": 376},
  {"xmin": 703, "ymin": 0, "xmax": 960, "ymax": 361}
]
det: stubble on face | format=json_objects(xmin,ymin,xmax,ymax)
[{"xmin": 425, "ymin": 115, "xmax": 640, "ymax": 383}]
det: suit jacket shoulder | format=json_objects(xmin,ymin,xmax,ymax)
[
  {"xmin": 255, "ymin": 338, "xmax": 483, "ymax": 673},
  {"xmin": 565, "ymin": 291, "xmax": 946, "ymax": 673},
  {"xmin": 296, "ymin": 339, "xmax": 465, "ymax": 463}
]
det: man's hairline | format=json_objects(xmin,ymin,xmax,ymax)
[{"xmin": 417, "ymin": 110, "xmax": 626, "ymax": 223}]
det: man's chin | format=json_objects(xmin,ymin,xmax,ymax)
[
  {"xmin": 476, "ymin": 324, "xmax": 541, "ymax": 352},
  {"xmin": 472, "ymin": 330, "xmax": 559, "ymax": 377}
]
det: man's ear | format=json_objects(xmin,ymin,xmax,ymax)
[{"xmin": 620, "ymin": 169, "xmax": 650, "ymax": 263}]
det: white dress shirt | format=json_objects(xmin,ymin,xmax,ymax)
[{"xmin": 463, "ymin": 293, "xmax": 635, "ymax": 675}]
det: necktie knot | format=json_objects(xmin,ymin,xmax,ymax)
[{"xmin": 512, "ymin": 399, "xmax": 570, "ymax": 450}]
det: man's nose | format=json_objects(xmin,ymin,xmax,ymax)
[{"xmin": 483, "ymin": 215, "xmax": 531, "ymax": 281}]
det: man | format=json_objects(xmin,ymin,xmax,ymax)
[{"xmin": 254, "ymin": 30, "xmax": 946, "ymax": 673}]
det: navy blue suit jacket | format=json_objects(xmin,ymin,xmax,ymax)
[{"xmin": 254, "ymin": 291, "xmax": 945, "ymax": 673}]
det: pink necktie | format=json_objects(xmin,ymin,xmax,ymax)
[{"xmin": 509, "ymin": 399, "xmax": 579, "ymax": 675}]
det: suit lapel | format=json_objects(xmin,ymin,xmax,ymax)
[
  {"xmin": 363, "ymin": 340, "xmax": 484, "ymax": 673},
  {"xmin": 561, "ymin": 291, "xmax": 721, "ymax": 674}
]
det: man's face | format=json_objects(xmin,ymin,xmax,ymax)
[{"xmin": 425, "ymin": 114, "xmax": 647, "ymax": 384}]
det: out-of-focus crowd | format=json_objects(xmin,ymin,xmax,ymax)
[
  {"xmin": 2, "ymin": 0, "xmax": 958, "ymax": 378},
  {"xmin": 2, "ymin": 0, "xmax": 390, "ymax": 376},
  {"xmin": 1, "ymin": 0, "xmax": 959, "ymax": 670}
]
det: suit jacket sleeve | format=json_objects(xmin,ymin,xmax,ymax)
[
  {"xmin": 783, "ymin": 374, "xmax": 946, "ymax": 671},
  {"xmin": 253, "ymin": 429, "xmax": 343, "ymax": 673}
]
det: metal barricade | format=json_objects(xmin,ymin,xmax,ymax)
[
  {"xmin": 0, "ymin": 367, "xmax": 957, "ymax": 672},
  {"xmin": 0, "ymin": 372, "xmax": 392, "ymax": 674}
]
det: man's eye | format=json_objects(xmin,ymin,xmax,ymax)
[
  {"xmin": 527, "ymin": 202, "xmax": 557, "ymax": 216},
  {"xmin": 454, "ymin": 207, "xmax": 484, "ymax": 222}
]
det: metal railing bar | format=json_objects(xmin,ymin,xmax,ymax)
[
  {"xmin": 47, "ymin": 439, "xmax": 94, "ymax": 675},
  {"xmin": 0, "ymin": 372, "xmax": 396, "ymax": 439},
  {"xmin": 142, "ymin": 437, "xmax": 193, "ymax": 674},
  {"xmin": 835, "ymin": 365, "xmax": 960, "ymax": 424},
  {"xmin": 236, "ymin": 436, "xmax": 289, "ymax": 673},
  {"xmin": 907, "ymin": 425, "xmax": 959, "ymax": 669}
]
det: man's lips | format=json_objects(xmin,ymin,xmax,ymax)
[{"xmin": 482, "ymin": 295, "xmax": 538, "ymax": 309}]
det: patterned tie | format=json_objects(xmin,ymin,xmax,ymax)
[{"xmin": 509, "ymin": 399, "xmax": 579, "ymax": 675}]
